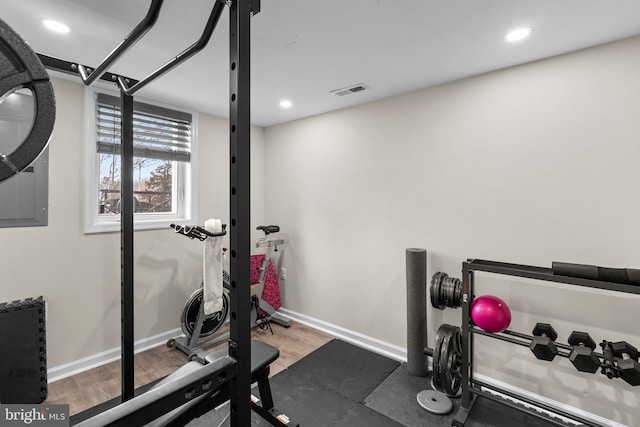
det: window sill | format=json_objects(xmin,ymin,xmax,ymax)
[{"xmin": 84, "ymin": 216, "xmax": 194, "ymax": 234}]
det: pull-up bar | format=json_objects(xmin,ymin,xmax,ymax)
[
  {"xmin": 76, "ymin": 0, "xmax": 230, "ymax": 96},
  {"xmin": 76, "ymin": 0, "xmax": 164, "ymax": 86},
  {"xmin": 118, "ymin": 0, "xmax": 226, "ymax": 95}
]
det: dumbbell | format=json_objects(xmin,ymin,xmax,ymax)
[
  {"xmin": 568, "ymin": 332, "xmax": 600, "ymax": 373},
  {"xmin": 530, "ymin": 323, "xmax": 558, "ymax": 361},
  {"xmin": 600, "ymin": 341, "xmax": 617, "ymax": 379},
  {"xmin": 612, "ymin": 341, "xmax": 640, "ymax": 386}
]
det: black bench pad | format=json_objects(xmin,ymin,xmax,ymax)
[{"xmin": 205, "ymin": 339, "xmax": 279, "ymax": 376}]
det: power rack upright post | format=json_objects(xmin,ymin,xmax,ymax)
[{"xmin": 228, "ymin": 0, "xmax": 256, "ymax": 424}]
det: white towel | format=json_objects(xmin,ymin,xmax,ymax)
[{"xmin": 203, "ymin": 218, "xmax": 224, "ymax": 315}]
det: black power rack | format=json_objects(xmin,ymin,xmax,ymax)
[{"xmin": 455, "ymin": 259, "xmax": 640, "ymax": 427}]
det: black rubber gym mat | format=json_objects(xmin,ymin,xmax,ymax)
[
  {"xmin": 189, "ymin": 368, "xmax": 404, "ymax": 426},
  {"xmin": 334, "ymin": 401, "xmax": 405, "ymax": 427},
  {"xmin": 261, "ymin": 369, "xmax": 375, "ymax": 426},
  {"xmin": 283, "ymin": 338, "xmax": 401, "ymax": 402},
  {"xmin": 188, "ymin": 339, "xmax": 402, "ymax": 426},
  {"xmin": 365, "ymin": 362, "xmax": 558, "ymax": 427}
]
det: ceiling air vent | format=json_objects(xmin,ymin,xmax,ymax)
[{"xmin": 330, "ymin": 83, "xmax": 370, "ymax": 96}]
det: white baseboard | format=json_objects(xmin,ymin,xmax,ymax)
[
  {"xmin": 278, "ymin": 308, "xmax": 407, "ymax": 362},
  {"xmin": 279, "ymin": 308, "xmax": 623, "ymax": 427},
  {"xmin": 47, "ymin": 328, "xmax": 182, "ymax": 383},
  {"xmin": 48, "ymin": 309, "xmax": 406, "ymax": 384}
]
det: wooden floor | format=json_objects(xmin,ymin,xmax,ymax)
[{"xmin": 44, "ymin": 321, "xmax": 334, "ymax": 416}]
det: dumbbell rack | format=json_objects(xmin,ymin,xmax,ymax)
[{"xmin": 454, "ymin": 259, "xmax": 640, "ymax": 427}]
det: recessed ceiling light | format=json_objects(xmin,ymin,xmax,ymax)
[
  {"xmin": 42, "ymin": 19, "xmax": 70, "ymax": 34},
  {"xmin": 279, "ymin": 100, "xmax": 292, "ymax": 109},
  {"xmin": 505, "ymin": 27, "xmax": 533, "ymax": 42}
]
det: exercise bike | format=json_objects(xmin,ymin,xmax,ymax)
[{"xmin": 167, "ymin": 223, "xmax": 290, "ymax": 361}]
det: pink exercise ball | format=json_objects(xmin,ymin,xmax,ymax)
[{"xmin": 471, "ymin": 295, "xmax": 511, "ymax": 333}]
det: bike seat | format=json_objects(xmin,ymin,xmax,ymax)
[{"xmin": 257, "ymin": 225, "xmax": 279, "ymax": 235}]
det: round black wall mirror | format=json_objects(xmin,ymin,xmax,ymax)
[{"xmin": 0, "ymin": 18, "xmax": 55, "ymax": 183}]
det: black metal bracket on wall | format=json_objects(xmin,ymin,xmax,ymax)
[
  {"xmin": 454, "ymin": 259, "xmax": 640, "ymax": 427},
  {"xmin": 37, "ymin": 54, "xmax": 139, "ymax": 88}
]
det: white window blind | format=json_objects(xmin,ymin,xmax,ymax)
[{"xmin": 95, "ymin": 93, "xmax": 192, "ymax": 162}]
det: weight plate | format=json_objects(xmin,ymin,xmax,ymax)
[
  {"xmin": 442, "ymin": 276, "xmax": 461, "ymax": 308},
  {"xmin": 430, "ymin": 272, "xmax": 445, "ymax": 309},
  {"xmin": 446, "ymin": 277, "xmax": 454, "ymax": 307},
  {"xmin": 439, "ymin": 326, "xmax": 454, "ymax": 394},
  {"xmin": 432, "ymin": 324, "xmax": 463, "ymax": 397},
  {"xmin": 431, "ymin": 273, "xmax": 464, "ymax": 309},
  {"xmin": 431, "ymin": 324, "xmax": 446, "ymax": 392},
  {"xmin": 430, "ymin": 280, "xmax": 438, "ymax": 308},
  {"xmin": 431, "ymin": 377, "xmax": 461, "ymax": 398},
  {"xmin": 443, "ymin": 327, "xmax": 462, "ymax": 396},
  {"xmin": 417, "ymin": 390, "xmax": 453, "ymax": 415}
]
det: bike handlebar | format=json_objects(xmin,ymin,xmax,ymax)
[
  {"xmin": 257, "ymin": 225, "xmax": 280, "ymax": 235},
  {"xmin": 170, "ymin": 223, "xmax": 227, "ymax": 241}
]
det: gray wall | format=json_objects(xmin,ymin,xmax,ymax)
[{"xmin": 264, "ymin": 36, "xmax": 640, "ymax": 425}]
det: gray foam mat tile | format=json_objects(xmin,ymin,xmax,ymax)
[
  {"xmin": 365, "ymin": 362, "xmax": 446, "ymax": 426},
  {"xmin": 365, "ymin": 363, "xmax": 558, "ymax": 427}
]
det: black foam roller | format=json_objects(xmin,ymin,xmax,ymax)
[
  {"xmin": 553, "ymin": 261, "xmax": 640, "ymax": 286},
  {"xmin": 626, "ymin": 269, "xmax": 640, "ymax": 286},
  {"xmin": 598, "ymin": 267, "xmax": 629, "ymax": 284},
  {"xmin": 406, "ymin": 248, "xmax": 427, "ymax": 376},
  {"xmin": 552, "ymin": 262, "xmax": 598, "ymax": 280}
]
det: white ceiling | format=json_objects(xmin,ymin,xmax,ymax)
[{"xmin": 2, "ymin": 0, "xmax": 640, "ymax": 127}]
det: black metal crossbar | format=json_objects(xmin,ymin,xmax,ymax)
[
  {"xmin": 77, "ymin": 0, "xmax": 164, "ymax": 86},
  {"xmin": 118, "ymin": 0, "xmax": 226, "ymax": 96}
]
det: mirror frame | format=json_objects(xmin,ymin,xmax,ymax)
[{"xmin": 0, "ymin": 18, "xmax": 55, "ymax": 183}]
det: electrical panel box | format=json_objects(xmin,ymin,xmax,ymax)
[
  {"xmin": 0, "ymin": 149, "xmax": 48, "ymax": 228},
  {"xmin": 0, "ymin": 89, "xmax": 49, "ymax": 228}
]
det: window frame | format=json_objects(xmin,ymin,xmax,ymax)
[{"xmin": 83, "ymin": 86, "xmax": 198, "ymax": 234}]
